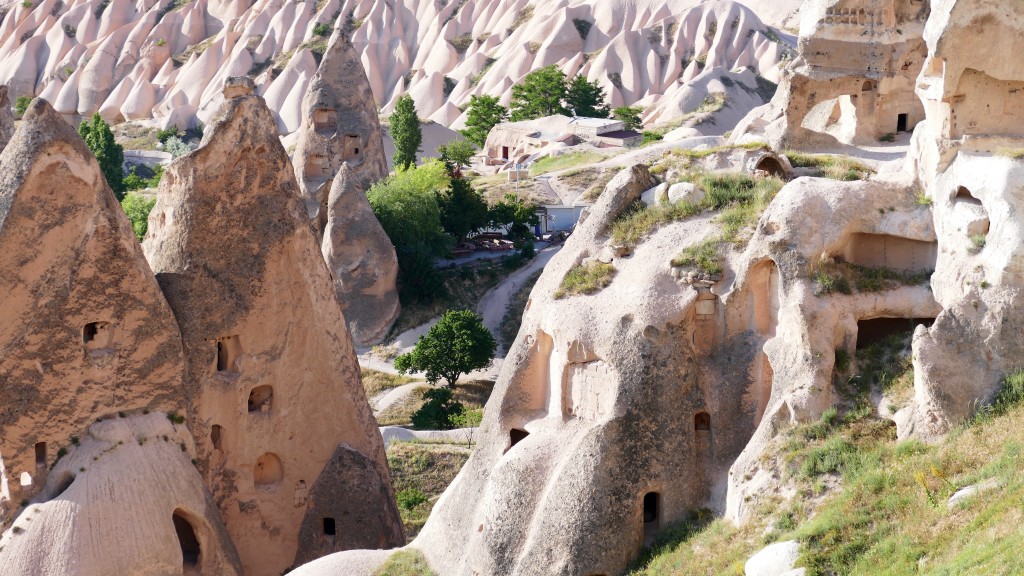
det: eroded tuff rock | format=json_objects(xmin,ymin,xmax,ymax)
[
  {"xmin": 294, "ymin": 28, "xmax": 388, "ymax": 207},
  {"xmin": 0, "ymin": 98, "xmax": 185, "ymax": 523},
  {"xmin": 0, "ymin": 85, "xmax": 13, "ymax": 149},
  {"xmin": 143, "ymin": 77, "xmax": 402, "ymax": 575},
  {"xmin": 321, "ymin": 164, "xmax": 399, "ymax": 345},
  {"xmin": 896, "ymin": 0, "xmax": 1024, "ymax": 440},
  {"xmin": 0, "ymin": 414, "xmax": 243, "ymax": 576},
  {"xmin": 732, "ymin": 0, "xmax": 928, "ymax": 149}
]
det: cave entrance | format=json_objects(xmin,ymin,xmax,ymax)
[
  {"xmin": 897, "ymin": 113, "xmax": 908, "ymax": 132},
  {"xmin": 247, "ymin": 386, "xmax": 273, "ymax": 413},
  {"xmin": 694, "ymin": 412, "xmax": 711, "ymax": 432},
  {"xmin": 856, "ymin": 317, "xmax": 934, "ymax": 350},
  {"xmin": 839, "ymin": 233, "xmax": 937, "ymax": 273},
  {"xmin": 173, "ymin": 510, "xmax": 201, "ymax": 570},
  {"xmin": 955, "ymin": 186, "xmax": 982, "ymax": 205},
  {"xmin": 754, "ymin": 157, "xmax": 784, "ymax": 178},
  {"xmin": 642, "ymin": 492, "xmax": 660, "ymax": 545},
  {"xmin": 34, "ymin": 442, "xmax": 46, "ymax": 468},
  {"xmin": 506, "ymin": 429, "xmax": 529, "ymax": 453}
]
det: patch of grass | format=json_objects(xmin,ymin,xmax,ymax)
[
  {"xmin": 784, "ymin": 152, "xmax": 874, "ymax": 181},
  {"xmin": 971, "ymin": 369, "xmax": 1024, "ymax": 425},
  {"xmin": 362, "ymin": 368, "xmax": 417, "ymax": 398},
  {"xmin": 810, "ymin": 257, "xmax": 931, "ymax": 296},
  {"xmin": 499, "ymin": 269, "xmax": 542, "ymax": 349},
  {"xmin": 969, "ymin": 234, "xmax": 986, "ymax": 254},
  {"xmin": 555, "ymin": 262, "xmax": 616, "ymax": 298},
  {"xmin": 671, "ymin": 238, "xmax": 722, "ymax": 275},
  {"xmin": 529, "ymin": 152, "xmax": 605, "ymax": 176},
  {"xmin": 995, "ymin": 148, "xmax": 1024, "ymax": 159},
  {"xmin": 916, "ymin": 190, "xmax": 932, "ymax": 206},
  {"xmin": 508, "ymin": 4, "xmax": 533, "ymax": 33},
  {"xmin": 879, "ymin": 133, "xmax": 896, "ymax": 143},
  {"xmin": 387, "ymin": 441, "xmax": 471, "ymax": 541},
  {"xmin": 696, "ymin": 92, "xmax": 726, "ymax": 114},
  {"xmin": 448, "ymin": 33, "xmax": 473, "ymax": 54},
  {"xmin": 626, "ymin": 510, "xmax": 756, "ymax": 575},
  {"xmin": 374, "ymin": 549, "xmax": 438, "ymax": 576}
]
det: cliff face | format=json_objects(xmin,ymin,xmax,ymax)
[
  {"xmin": 0, "ymin": 0, "xmax": 800, "ymax": 132},
  {"xmin": 143, "ymin": 77, "xmax": 403, "ymax": 575}
]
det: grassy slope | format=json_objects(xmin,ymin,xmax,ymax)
[
  {"xmin": 387, "ymin": 442, "xmax": 471, "ymax": 541},
  {"xmin": 629, "ymin": 334, "xmax": 1024, "ymax": 576}
]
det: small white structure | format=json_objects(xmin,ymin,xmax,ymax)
[
  {"xmin": 536, "ymin": 204, "xmax": 589, "ymax": 234},
  {"xmin": 485, "ymin": 115, "xmax": 642, "ymax": 165}
]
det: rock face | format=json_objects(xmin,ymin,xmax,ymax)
[
  {"xmin": 896, "ymin": 0, "xmax": 1024, "ymax": 440},
  {"xmin": 294, "ymin": 28, "xmax": 388, "ymax": 209},
  {"xmin": 0, "ymin": 98, "xmax": 185, "ymax": 524},
  {"xmin": 321, "ymin": 164, "xmax": 400, "ymax": 345},
  {"xmin": 143, "ymin": 77, "xmax": 402, "ymax": 575},
  {"xmin": 732, "ymin": 0, "xmax": 928, "ymax": 149},
  {"xmin": 0, "ymin": 414, "xmax": 243, "ymax": 576},
  {"xmin": 0, "ymin": 85, "xmax": 13, "ymax": 149},
  {"xmin": 0, "ymin": 0, "xmax": 800, "ymax": 131}
]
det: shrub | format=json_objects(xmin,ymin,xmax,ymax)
[
  {"xmin": 396, "ymin": 487, "xmax": 428, "ymax": 510},
  {"xmin": 410, "ymin": 387, "xmax": 465, "ymax": 430},
  {"xmin": 833, "ymin": 349, "xmax": 851, "ymax": 373},
  {"xmin": 672, "ymin": 239, "xmax": 722, "ymax": 275},
  {"xmin": 313, "ymin": 22, "xmax": 331, "ymax": 36},
  {"xmin": 166, "ymin": 411, "xmax": 185, "ymax": 424},
  {"xmin": 162, "ymin": 135, "xmax": 193, "ymax": 158},
  {"xmin": 121, "ymin": 193, "xmax": 157, "ymax": 241},
  {"xmin": 14, "ymin": 96, "xmax": 31, "ymax": 116},
  {"xmin": 642, "ymin": 131, "xmax": 664, "ymax": 145},
  {"xmin": 20, "ymin": 0, "xmax": 33, "ymax": 8},
  {"xmin": 555, "ymin": 262, "xmax": 616, "ymax": 298},
  {"xmin": 969, "ymin": 234, "xmax": 987, "ymax": 254},
  {"xmin": 78, "ymin": 113, "xmax": 125, "ymax": 198}
]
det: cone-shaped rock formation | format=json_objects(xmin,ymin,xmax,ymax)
[
  {"xmin": 293, "ymin": 28, "xmax": 389, "ymax": 220},
  {"xmin": 0, "ymin": 86, "xmax": 13, "ymax": 150},
  {"xmin": 0, "ymin": 98, "xmax": 185, "ymax": 521},
  {"xmin": 321, "ymin": 163, "xmax": 399, "ymax": 345},
  {"xmin": 143, "ymin": 77, "xmax": 402, "ymax": 576}
]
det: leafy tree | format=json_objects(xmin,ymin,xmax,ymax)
[
  {"xmin": 409, "ymin": 388, "xmax": 465, "ymax": 430},
  {"xmin": 367, "ymin": 160, "xmax": 451, "ymax": 303},
  {"xmin": 565, "ymin": 75, "xmax": 609, "ymax": 118},
  {"xmin": 613, "ymin": 105, "xmax": 644, "ymax": 131},
  {"xmin": 14, "ymin": 96, "xmax": 31, "ymax": 117},
  {"xmin": 489, "ymin": 193, "xmax": 540, "ymax": 256},
  {"xmin": 123, "ymin": 164, "xmax": 164, "ymax": 191},
  {"xmin": 437, "ymin": 177, "xmax": 489, "ymax": 243},
  {"xmin": 437, "ymin": 138, "xmax": 476, "ymax": 177},
  {"xmin": 395, "ymin": 309, "xmax": 497, "ymax": 387},
  {"xmin": 396, "ymin": 488, "xmax": 428, "ymax": 510},
  {"xmin": 121, "ymin": 193, "xmax": 157, "ymax": 242},
  {"xmin": 78, "ymin": 113, "xmax": 125, "ymax": 199},
  {"xmin": 390, "ymin": 94, "xmax": 422, "ymax": 170},
  {"xmin": 460, "ymin": 95, "xmax": 507, "ymax": 147},
  {"xmin": 509, "ymin": 65, "xmax": 569, "ymax": 121}
]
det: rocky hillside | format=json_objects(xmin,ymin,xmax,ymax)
[{"xmin": 0, "ymin": 0, "xmax": 800, "ymax": 133}]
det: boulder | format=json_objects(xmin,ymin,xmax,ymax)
[
  {"xmin": 668, "ymin": 182, "xmax": 705, "ymax": 204},
  {"xmin": 641, "ymin": 182, "xmax": 668, "ymax": 206},
  {"xmin": 321, "ymin": 164, "xmax": 400, "ymax": 345},
  {"xmin": 144, "ymin": 77, "xmax": 402, "ymax": 575},
  {"xmin": 744, "ymin": 541, "xmax": 801, "ymax": 576}
]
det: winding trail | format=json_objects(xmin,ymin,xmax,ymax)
[{"xmin": 475, "ymin": 242, "xmax": 562, "ymax": 353}]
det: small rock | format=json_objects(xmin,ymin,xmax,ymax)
[
  {"xmin": 641, "ymin": 183, "xmax": 668, "ymax": 206},
  {"xmin": 745, "ymin": 540, "xmax": 800, "ymax": 576},
  {"xmin": 947, "ymin": 478, "xmax": 999, "ymax": 510},
  {"xmin": 668, "ymin": 182, "xmax": 705, "ymax": 205}
]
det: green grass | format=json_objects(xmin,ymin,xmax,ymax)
[
  {"xmin": 671, "ymin": 238, "xmax": 722, "ymax": 275},
  {"xmin": 363, "ymin": 368, "xmax": 417, "ymax": 398},
  {"xmin": 387, "ymin": 442, "xmax": 471, "ymax": 541},
  {"xmin": 554, "ymin": 262, "xmax": 616, "ymax": 298},
  {"xmin": 810, "ymin": 259, "xmax": 931, "ymax": 296},
  {"xmin": 376, "ymin": 380, "xmax": 495, "ymax": 427},
  {"xmin": 785, "ymin": 152, "xmax": 874, "ymax": 181},
  {"xmin": 373, "ymin": 549, "xmax": 438, "ymax": 575},
  {"xmin": 969, "ymin": 234, "xmax": 987, "ymax": 254},
  {"xmin": 529, "ymin": 152, "xmax": 605, "ymax": 176},
  {"xmin": 995, "ymin": 148, "xmax": 1024, "ymax": 160}
]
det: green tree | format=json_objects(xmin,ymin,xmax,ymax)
[
  {"xmin": 78, "ymin": 113, "xmax": 125, "ymax": 198},
  {"xmin": 437, "ymin": 138, "xmax": 476, "ymax": 177},
  {"xmin": 367, "ymin": 160, "xmax": 452, "ymax": 303},
  {"xmin": 489, "ymin": 193, "xmax": 540, "ymax": 256},
  {"xmin": 395, "ymin": 310, "xmax": 497, "ymax": 387},
  {"xmin": 565, "ymin": 75, "xmax": 609, "ymax": 118},
  {"xmin": 613, "ymin": 105, "xmax": 644, "ymax": 131},
  {"xmin": 460, "ymin": 95, "xmax": 507, "ymax": 147},
  {"xmin": 437, "ymin": 177, "xmax": 489, "ymax": 244},
  {"xmin": 14, "ymin": 96, "xmax": 31, "ymax": 117},
  {"xmin": 390, "ymin": 94, "xmax": 422, "ymax": 170},
  {"xmin": 509, "ymin": 65, "xmax": 569, "ymax": 121},
  {"xmin": 410, "ymin": 388, "xmax": 465, "ymax": 430},
  {"xmin": 121, "ymin": 193, "xmax": 157, "ymax": 242}
]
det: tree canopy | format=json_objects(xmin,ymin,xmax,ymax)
[
  {"xmin": 509, "ymin": 65, "xmax": 569, "ymax": 121},
  {"xmin": 410, "ymin": 388, "xmax": 465, "ymax": 430},
  {"xmin": 395, "ymin": 309, "xmax": 497, "ymax": 387},
  {"xmin": 437, "ymin": 177, "xmax": 489, "ymax": 244},
  {"xmin": 613, "ymin": 105, "xmax": 644, "ymax": 132},
  {"xmin": 565, "ymin": 75, "xmax": 610, "ymax": 118},
  {"xmin": 460, "ymin": 95, "xmax": 508, "ymax": 147},
  {"xmin": 390, "ymin": 94, "xmax": 422, "ymax": 170},
  {"xmin": 437, "ymin": 138, "xmax": 476, "ymax": 177},
  {"xmin": 490, "ymin": 193, "xmax": 540, "ymax": 256},
  {"xmin": 78, "ymin": 113, "xmax": 125, "ymax": 199}
]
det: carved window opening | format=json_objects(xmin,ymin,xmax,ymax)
[
  {"xmin": 323, "ymin": 517, "xmax": 336, "ymax": 536},
  {"xmin": 505, "ymin": 428, "xmax": 529, "ymax": 453},
  {"xmin": 173, "ymin": 510, "xmax": 201, "ymax": 569},
  {"xmin": 856, "ymin": 317, "xmax": 934, "ymax": 350},
  {"xmin": 342, "ymin": 135, "xmax": 363, "ymax": 161},
  {"xmin": 897, "ymin": 113, "xmax": 909, "ymax": 132},
  {"xmin": 254, "ymin": 453, "xmax": 283, "ymax": 489},
  {"xmin": 83, "ymin": 321, "xmax": 112, "ymax": 352},
  {"xmin": 211, "ymin": 425, "xmax": 222, "ymax": 450},
  {"xmin": 694, "ymin": 412, "xmax": 711, "ymax": 432},
  {"xmin": 314, "ymin": 109, "xmax": 337, "ymax": 133},
  {"xmin": 248, "ymin": 386, "xmax": 273, "ymax": 413},
  {"xmin": 34, "ymin": 442, "xmax": 46, "ymax": 468},
  {"xmin": 216, "ymin": 336, "xmax": 241, "ymax": 374}
]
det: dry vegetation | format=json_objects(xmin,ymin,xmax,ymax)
[
  {"xmin": 373, "ymin": 548, "xmax": 439, "ymax": 576},
  {"xmin": 555, "ymin": 262, "xmax": 616, "ymax": 298},
  {"xmin": 362, "ymin": 368, "xmax": 417, "ymax": 398},
  {"xmin": 376, "ymin": 380, "xmax": 496, "ymax": 427},
  {"xmin": 529, "ymin": 151, "xmax": 606, "ymax": 176},
  {"xmin": 387, "ymin": 441, "xmax": 471, "ymax": 541},
  {"xmin": 785, "ymin": 152, "xmax": 874, "ymax": 181},
  {"xmin": 810, "ymin": 256, "xmax": 931, "ymax": 296},
  {"xmin": 499, "ymin": 270, "xmax": 542, "ymax": 349}
]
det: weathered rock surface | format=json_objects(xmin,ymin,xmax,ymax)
[
  {"xmin": 294, "ymin": 28, "xmax": 388, "ymax": 205},
  {"xmin": 293, "ymin": 443, "xmax": 405, "ymax": 567},
  {"xmin": 143, "ymin": 77, "xmax": 402, "ymax": 575},
  {"xmin": 0, "ymin": 0, "xmax": 800, "ymax": 131},
  {"xmin": 0, "ymin": 414, "xmax": 243, "ymax": 576},
  {"xmin": 0, "ymin": 85, "xmax": 13, "ymax": 149},
  {"xmin": 745, "ymin": 540, "xmax": 801, "ymax": 576},
  {"xmin": 0, "ymin": 98, "xmax": 185, "ymax": 523},
  {"xmin": 321, "ymin": 164, "xmax": 400, "ymax": 345}
]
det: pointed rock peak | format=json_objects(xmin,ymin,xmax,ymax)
[
  {"xmin": 0, "ymin": 85, "xmax": 13, "ymax": 150},
  {"xmin": 223, "ymin": 75, "xmax": 255, "ymax": 100},
  {"xmin": 328, "ymin": 162, "xmax": 360, "ymax": 204},
  {"xmin": 5, "ymin": 98, "xmax": 92, "ymax": 165}
]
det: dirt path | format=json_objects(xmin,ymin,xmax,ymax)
[{"xmin": 476, "ymin": 242, "xmax": 562, "ymax": 353}]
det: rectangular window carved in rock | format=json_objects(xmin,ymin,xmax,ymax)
[{"xmin": 216, "ymin": 336, "xmax": 241, "ymax": 374}]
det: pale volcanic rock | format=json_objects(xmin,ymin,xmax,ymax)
[
  {"xmin": 320, "ymin": 164, "xmax": 399, "ymax": 346},
  {"xmin": 0, "ymin": 85, "xmax": 13, "ymax": 149},
  {"xmin": 293, "ymin": 27, "xmax": 388, "ymax": 204},
  {"xmin": 0, "ymin": 0, "xmax": 801, "ymax": 131},
  {"xmin": 0, "ymin": 98, "xmax": 185, "ymax": 523},
  {"xmin": 143, "ymin": 77, "xmax": 402, "ymax": 576},
  {"xmin": 0, "ymin": 414, "xmax": 244, "ymax": 576}
]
